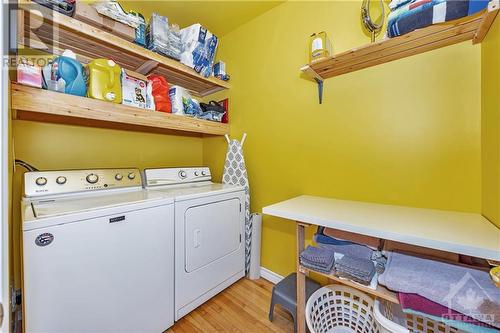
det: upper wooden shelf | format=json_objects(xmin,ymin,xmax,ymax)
[
  {"xmin": 17, "ymin": 0, "xmax": 230, "ymax": 97},
  {"xmin": 301, "ymin": 0, "xmax": 499, "ymax": 80},
  {"xmin": 11, "ymin": 83, "xmax": 229, "ymax": 136}
]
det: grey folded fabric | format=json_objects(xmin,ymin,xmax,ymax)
[
  {"xmin": 314, "ymin": 233, "xmax": 374, "ymax": 260},
  {"xmin": 335, "ymin": 255, "xmax": 375, "ymax": 285},
  {"xmin": 300, "ymin": 246, "xmax": 335, "ymax": 274},
  {"xmin": 378, "ymin": 251, "xmax": 500, "ymax": 329},
  {"xmin": 371, "ymin": 251, "xmax": 387, "ymax": 274},
  {"xmin": 301, "ymin": 260, "xmax": 335, "ymax": 274},
  {"xmin": 300, "ymin": 245, "xmax": 335, "ymax": 267}
]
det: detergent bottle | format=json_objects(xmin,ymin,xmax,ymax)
[
  {"xmin": 42, "ymin": 50, "xmax": 87, "ymax": 96},
  {"xmin": 147, "ymin": 75, "xmax": 171, "ymax": 113},
  {"xmin": 87, "ymin": 59, "xmax": 122, "ymax": 103},
  {"xmin": 54, "ymin": 56, "xmax": 86, "ymax": 96}
]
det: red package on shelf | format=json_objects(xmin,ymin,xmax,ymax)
[
  {"xmin": 219, "ymin": 98, "xmax": 229, "ymax": 123},
  {"xmin": 147, "ymin": 75, "xmax": 171, "ymax": 113}
]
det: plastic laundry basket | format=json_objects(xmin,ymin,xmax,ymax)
[
  {"xmin": 306, "ymin": 285, "xmax": 381, "ymax": 333},
  {"xmin": 373, "ymin": 300, "xmax": 466, "ymax": 333}
]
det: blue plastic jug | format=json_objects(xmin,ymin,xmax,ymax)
[{"xmin": 54, "ymin": 56, "xmax": 87, "ymax": 97}]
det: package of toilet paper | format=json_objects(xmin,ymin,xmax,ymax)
[
  {"xmin": 169, "ymin": 85, "xmax": 191, "ymax": 115},
  {"xmin": 180, "ymin": 24, "xmax": 218, "ymax": 78}
]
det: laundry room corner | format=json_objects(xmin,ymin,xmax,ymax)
[
  {"xmin": 4, "ymin": 0, "xmax": 500, "ymax": 332},
  {"xmin": 202, "ymin": 0, "xmax": 483, "ymax": 278}
]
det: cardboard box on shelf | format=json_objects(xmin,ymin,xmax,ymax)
[{"xmin": 73, "ymin": 2, "xmax": 135, "ymax": 42}]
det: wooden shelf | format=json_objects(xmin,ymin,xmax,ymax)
[
  {"xmin": 17, "ymin": 0, "xmax": 230, "ymax": 97},
  {"xmin": 300, "ymin": 266, "xmax": 399, "ymax": 304},
  {"xmin": 301, "ymin": 0, "xmax": 499, "ymax": 80},
  {"xmin": 11, "ymin": 83, "xmax": 230, "ymax": 136}
]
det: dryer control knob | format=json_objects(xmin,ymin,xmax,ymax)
[
  {"xmin": 35, "ymin": 177, "xmax": 47, "ymax": 186},
  {"xmin": 201, "ymin": 171, "xmax": 207, "ymax": 176},
  {"xmin": 115, "ymin": 173, "xmax": 123, "ymax": 181},
  {"xmin": 86, "ymin": 173, "xmax": 99, "ymax": 184},
  {"xmin": 56, "ymin": 176, "xmax": 67, "ymax": 185},
  {"xmin": 194, "ymin": 171, "xmax": 199, "ymax": 176},
  {"xmin": 179, "ymin": 170, "xmax": 187, "ymax": 179},
  {"xmin": 127, "ymin": 172, "xmax": 136, "ymax": 180}
]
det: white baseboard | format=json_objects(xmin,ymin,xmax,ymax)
[{"xmin": 259, "ymin": 266, "xmax": 284, "ymax": 284}]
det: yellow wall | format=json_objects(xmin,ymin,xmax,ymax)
[
  {"xmin": 203, "ymin": 1, "xmax": 482, "ymax": 277},
  {"xmin": 481, "ymin": 15, "xmax": 500, "ymax": 228},
  {"xmin": 11, "ymin": 121, "xmax": 203, "ymax": 287}
]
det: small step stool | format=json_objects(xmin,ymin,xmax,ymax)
[{"xmin": 269, "ymin": 273, "xmax": 321, "ymax": 333}]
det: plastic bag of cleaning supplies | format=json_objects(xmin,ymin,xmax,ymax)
[
  {"xmin": 181, "ymin": 98, "xmax": 226, "ymax": 122},
  {"xmin": 180, "ymin": 24, "xmax": 218, "ymax": 78},
  {"xmin": 182, "ymin": 97, "xmax": 202, "ymax": 116},
  {"xmin": 147, "ymin": 13, "xmax": 182, "ymax": 60},
  {"xmin": 198, "ymin": 110, "xmax": 225, "ymax": 122}
]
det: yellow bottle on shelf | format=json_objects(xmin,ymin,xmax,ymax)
[
  {"xmin": 87, "ymin": 59, "xmax": 122, "ymax": 103},
  {"xmin": 309, "ymin": 31, "xmax": 332, "ymax": 63}
]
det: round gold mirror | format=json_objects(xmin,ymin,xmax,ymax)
[{"xmin": 361, "ymin": 0, "xmax": 385, "ymax": 42}]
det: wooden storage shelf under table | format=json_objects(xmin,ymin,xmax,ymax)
[{"xmin": 262, "ymin": 195, "xmax": 500, "ymax": 333}]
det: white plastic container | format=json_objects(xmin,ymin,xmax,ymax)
[
  {"xmin": 374, "ymin": 300, "xmax": 467, "ymax": 333},
  {"xmin": 306, "ymin": 285, "xmax": 380, "ymax": 333}
]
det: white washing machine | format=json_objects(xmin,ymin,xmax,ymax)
[
  {"xmin": 22, "ymin": 168, "xmax": 175, "ymax": 333},
  {"xmin": 144, "ymin": 167, "xmax": 245, "ymax": 320}
]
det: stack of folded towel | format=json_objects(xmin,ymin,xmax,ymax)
[
  {"xmin": 335, "ymin": 255, "xmax": 376, "ymax": 286},
  {"xmin": 387, "ymin": 0, "xmax": 490, "ymax": 38},
  {"xmin": 300, "ymin": 245, "xmax": 335, "ymax": 274},
  {"xmin": 314, "ymin": 227, "xmax": 386, "ymax": 274},
  {"xmin": 378, "ymin": 251, "xmax": 500, "ymax": 333}
]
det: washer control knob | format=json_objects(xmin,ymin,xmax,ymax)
[
  {"xmin": 194, "ymin": 171, "xmax": 199, "ymax": 176},
  {"xmin": 201, "ymin": 170, "xmax": 207, "ymax": 176},
  {"xmin": 179, "ymin": 170, "xmax": 187, "ymax": 179},
  {"xmin": 115, "ymin": 173, "xmax": 123, "ymax": 181},
  {"xmin": 35, "ymin": 177, "xmax": 47, "ymax": 186},
  {"xmin": 56, "ymin": 176, "xmax": 67, "ymax": 185},
  {"xmin": 86, "ymin": 173, "xmax": 99, "ymax": 184},
  {"xmin": 127, "ymin": 172, "xmax": 136, "ymax": 180}
]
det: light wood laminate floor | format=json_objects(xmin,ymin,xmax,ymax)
[{"xmin": 167, "ymin": 278, "xmax": 295, "ymax": 333}]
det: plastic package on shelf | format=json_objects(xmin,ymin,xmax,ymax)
[
  {"xmin": 182, "ymin": 97, "xmax": 202, "ymax": 116},
  {"xmin": 129, "ymin": 11, "xmax": 146, "ymax": 47},
  {"xmin": 17, "ymin": 61, "xmax": 42, "ymax": 88},
  {"xmin": 147, "ymin": 75, "xmax": 171, "ymax": 113},
  {"xmin": 169, "ymin": 85, "xmax": 191, "ymax": 114},
  {"xmin": 180, "ymin": 23, "xmax": 218, "ymax": 78},
  {"xmin": 121, "ymin": 69, "xmax": 147, "ymax": 109},
  {"xmin": 146, "ymin": 13, "xmax": 182, "ymax": 60},
  {"xmin": 92, "ymin": 1, "xmax": 141, "ymax": 28}
]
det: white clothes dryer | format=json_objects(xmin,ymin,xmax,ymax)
[{"xmin": 144, "ymin": 167, "xmax": 245, "ymax": 320}]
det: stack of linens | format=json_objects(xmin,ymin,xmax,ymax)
[
  {"xmin": 314, "ymin": 227, "xmax": 385, "ymax": 289},
  {"xmin": 387, "ymin": 0, "xmax": 490, "ymax": 38},
  {"xmin": 300, "ymin": 245, "xmax": 335, "ymax": 274},
  {"xmin": 379, "ymin": 251, "xmax": 500, "ymax": 333}
]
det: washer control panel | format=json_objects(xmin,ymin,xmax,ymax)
[
  {"xmin": 24, "ymin": 168, "xmax": 142, "ymax": 197},
  {"xmin": 144, "ymin": 167, "xmax": 211, "ymax": 187}
]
